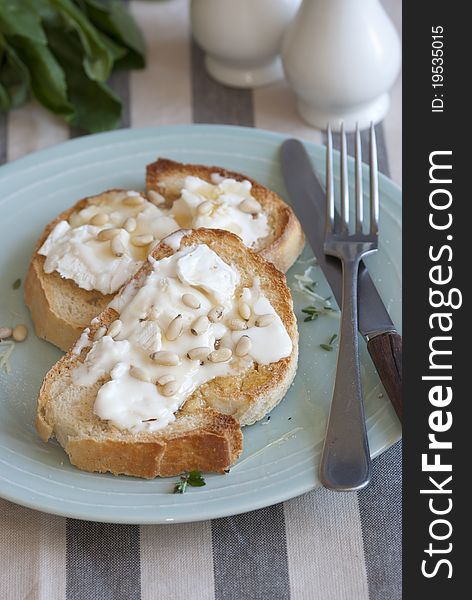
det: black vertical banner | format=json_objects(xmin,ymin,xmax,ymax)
[{"xmin": 403, "ymin": 3, "xmax": 466, "ymax": 597}]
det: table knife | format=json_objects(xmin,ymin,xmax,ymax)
[{"xmin": 280, "ymin": 139, "xmax": 402, "ymax": 422}]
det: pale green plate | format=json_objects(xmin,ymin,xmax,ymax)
[{"xmin": 0, "ymin": 125, "xmax": 401, "ymax": 523}]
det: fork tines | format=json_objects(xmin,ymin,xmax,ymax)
[{"xmin": 325, "ymin": 123, "xmax": 379, "ymax": 239}]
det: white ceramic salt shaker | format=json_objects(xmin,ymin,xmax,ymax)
[
  {"xmin": 190, "ymin": 0, "xmax": 301, "ymax": 88},
  {"xmin": 282, "ymin": 0, "xmax": 401, "ymax": 130}
]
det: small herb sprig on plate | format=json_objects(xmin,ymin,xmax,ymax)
[
  {"xmin": 12, "ymin": 278, "xmax": 21, "ymax": 290},
  {"xmin": 301, "ymin": 298, "xmax": 335, "ymax": 322},
  {"xmin": 320, "ymin": 334, "xmax": 338, "ymax": 352},
  {"xmin": 293, "ymin": 267, "xmax": 338, "ymax": 323},
  {"xmin": 174, "ymin": 470, "xmax": 206, "ymax": 494}
]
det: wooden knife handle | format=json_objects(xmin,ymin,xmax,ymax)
[{"xmin": 367, "ymin": 332, "xmax": 402, "ymax": 423}]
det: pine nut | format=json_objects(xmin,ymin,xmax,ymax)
[
  {"xmin": 239, "ymin": 198, "xmax": 262, "ymax": 214},
  {"xmin": 235, "ymin": 335, "xmax": 251, "ymax": 357},
  {"xmin": 182, "ymin": 293, "xmax": 201, "ymax": 309},
  {"xmin": 129, "ymin": 366, "xmax": 150, "ymax": 382},
  {"xmin": 97, "ymin": 227, "xmax": 121, "ymax": 241},
  {"xmin": 107, "ymin": 319, "xmax": 122, "ymax": 338},
  {"xmin": 255, "ymin": 314, "xmax": 275, "ymax": 327},
  {"xmin": 162, "ymin": 381, "xmax": 180, "ymax": 397},
  {"xmin": 187, "ymin": 346, "xmax": 211, "ymax": 361},
  {"xmin": 123, "ymin": 195, "xmax": 145, "ymax": 206},
  {"xmin": 93, "ymin": 326, "xmax": 107, "ymax": 341},
  {"xmin": 228, "ymin": 318, "xmax": 248, "ymax": 331},
  {"xmin": 157, "ymin": 374, "xmax": 175, "ymax": 386},
  {"xmin": 166, "ymin": 314, "xmax": 183, "ymax": 341},
  {"xmin": 191, "ymin": 316, "xmax": 209, "ymax": 336},
  {"xmin": 238, "ymin": 300, "xmax": 251, "ymax": 321},
  {"xmin": 90, "ymin": 213, "xmax": 109, "ymax": 226},
  {"xmin": 131, "ymin": 234, "xmax": 154, "ymax": 247},
  {"xmin": 209, "ymin": 348, "xmax": 232, "ymax": 363},
  {"xmin": 150, "ymin": 351, "xmax": 180, "ymax": 366},
  {"xmin": 111, "ymin": 236, "xmax": 126, "ymax": 257},
  {"xmin": 124, "ymin": 217, "xmax": 137, "ymax": 232},
  {"xmin": 208, "ymin": 305, "xmax": 224, "ymax": 322},
  {"xmin": 197, "ymin": 200, "xmax": 213, "ymax": 215},
  {"xmin": 147, "ymin": 190, "xmax": 165, "ymax": 206},
  {"xmin": 0, "ymin": 327, "xmax": 12, "ymax": 340}
]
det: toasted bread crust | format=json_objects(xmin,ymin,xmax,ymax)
[
  {"xmin": 66, "ymin": 412, "xmax": 242, "ymax": 479},
  {"xmin": 24, "ymin": 191, "xmax": 119, "ymax": 351},
  {"xmin": 146, "ymin": 158, "xmax": 305, "ymax": 273},
  {"xmin": 36, "ymin": 229, "xmax": 298, "ymax": 478}
]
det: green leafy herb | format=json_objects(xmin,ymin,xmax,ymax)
[
  {"xmin": 49, "ymin": 0, "xmax": 114, "ymax": 81},
  {"xmin": 301, "ymin": 304, "xmax": 335, "ymax": 322},
  {"xmin": 80, "ymin": 0, "xmax": 146, "ymax": 70},
  {"xmin": 294, "ymin": 267, "xmax": 338, "ymax": 324},
  {"xmin": 0, "ymin": 0, "xmax": 47, "ymax": 44},
  {"xmin": 320, "ymin": 343, "xmax": 333, "ymax": 351},
  {"xmin": 187, "ymin": 470, "xmax": 206, "ymax": 487},
  {"xmin": 174, "ymin": 479, "xmax": 188, "ymax": 494},
  {"xmin": 11, "ymin": 36, "xmax": 74, "ymax": 117},
  {"xmin": 12, "ymin": 278, "xmax": 21, "ymax": 289},
  {"xmin": 0, "ymin": 0, "xmax": 146, "ymax": 131},
  {"xmin": 47, "ymin": 27, "xmax": 121, "ymax": 131},
  {"xmin": 302, "ymin": 306, "xmax": 320, "ymax": 322},
  {"xmin": 0, "ymin": 33, "xmax": 31, "ymax": 110},
  {"xmin": 320, "ymin": 334, "xmax": 338, "ymax": 352},
  {"xmin": 173, "ymin": 470, "xmax": 206, "ymax": 494}
]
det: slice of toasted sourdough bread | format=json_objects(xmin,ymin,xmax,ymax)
[
  {"xmin": 36, "ymin": 229, "xmax": 299, "ymax": 478},
  {"xmin": 146, "ymin": 158, "xmax": 305, "ymax": 273},
  {"xmin": 24, "ymin": 191, "xmax": 120, "ymax": 352}
]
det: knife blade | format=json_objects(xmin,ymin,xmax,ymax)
[{"xmin": 280, "ymin": 139, "xmax": 402, "ymax": 422}]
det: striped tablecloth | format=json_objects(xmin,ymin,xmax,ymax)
[{"xmin": 0, "ymin": 1, "xmax": 402, "ymax": 598}]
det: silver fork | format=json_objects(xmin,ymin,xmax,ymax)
[{"xmin": 320, "ymin": 122, "xmax": 379, "ymax": 491}]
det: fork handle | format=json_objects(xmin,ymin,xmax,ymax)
[
  {"xmin": 367, "ymin": 332, "xmax": 403, "ymax": 423},
  {"xmin": 320, "ymin": 257, "xmax": 371, "ymax": 491}
]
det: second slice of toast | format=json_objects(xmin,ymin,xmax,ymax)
[{"xmin": 36, "ymin": 229, "xmax": 299, "ymax": 478}]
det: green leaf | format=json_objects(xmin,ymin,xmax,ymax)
[
  {"xmin": 98, "ymin": 31, "xmax": 127, "ymax": 63},
  {"xmin": 173, "ymin": 471, "xmax": 206, "ymax": 493},
  {"xmin": 81, "ymin": 0, "xmax": 146, "ymax": 70},
  {"xmin": 320, "ymin": 344, "xmax": 333, "ymax": 351},
  {"xmin": 0, "ymin": 34, "xmax": 30, "ymax": 110},
  {"xmin": 10, "ymin": 37, "xmax": 73, "ymax": 117},
  {"xmin": 301, "ymin": 306, "xmax": 320, "ymax": 315},
  {"xmin": 12, "ymin": 278, "xmax": 21, "ymax": 289},
  {"xmin": 49, "ymin": 0, "xmax": 113, "ymax": 81},
  {"xmin": 173, "ymin": 479, "xmax": 188, "ymax": 494},
  {"xmin": 47, "ymin": 27, "xmax": 121, "ymax": 131},
  {"xmin": 328, "ymin": 333, "xmax": 338, "ymax": 345},
  {"xmin": 187, "ymin": 470, "xmax": 206, "ymax": 487},
  {"xmin": 0, "ymin": 0, "xmax": 47, "ymax": 44}
]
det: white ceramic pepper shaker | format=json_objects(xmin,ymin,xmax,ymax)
[
  {"xmin": 281, "ymin": 0, "xmax": 401, "ymax": 130},
  {"xmin": 190, "ymin": 0, "xmax": 301, "ymax": 88}
]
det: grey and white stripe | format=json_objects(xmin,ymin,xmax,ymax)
[
  {"xmin": 191, "ymin": 40, "xmax": 254, "ymax": 127},
  {"xmin": 358, "ymin": 442, "xmax": 402, "ymax": 600},
  {"xmin": 212, "ymin": 506, "xmax": 290, "ymax": 600},
  {"xmin": 140, "ymin": 522, "xmax": 214, "ymax": 600},
  {"xmin": 66, "ymin": 520, "xmax": 141, "ymax": 600},
  {"xmin": 0, "ymin": 0, "xmax": 402, "ymax": 597}
]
